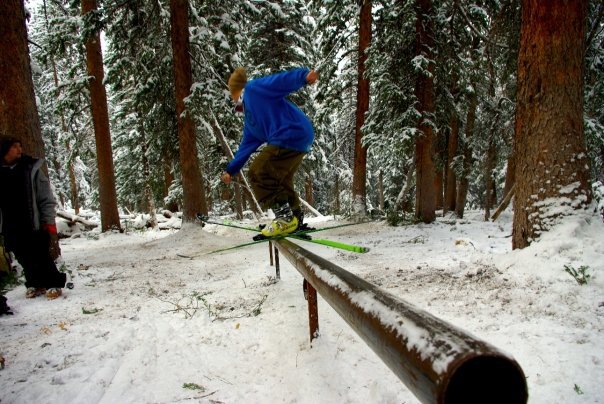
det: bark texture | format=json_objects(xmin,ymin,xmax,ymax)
[
  {"xmin": 0, "ymin": 0, "xmax": 45, "ymax": 159},
  {"xmin": 82, "ymin": 0, "xmax": 121, "ymax": 231},
  {"xmin": 444, "ymin": 113, "xmax": 459, "ymax": 214},
  {"xmin": 351, "ymin": 0, "xmax": 372, "ymax": 217},
  {"xmin": 414, "ymin": 0, "xmax": 437, "ymax": 223},
  {"xmin": 513, "ymin": 0, "xmax": 591, "ymax": 248},
  {"xmin": 169, "ymin": 0, "xmax": 207, "ymax": 221}
]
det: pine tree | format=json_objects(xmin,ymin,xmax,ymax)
[
  {"xmin": 513, "ymin": 0, "xmax": 592, "ymax": 248},
  {"xmin": 413, "ymin": 0, "xmax": 437, "ymax": 223},
  {"xmin": 30, "ymin": 0, "xmax": 95, "ymax": 214},
  {"xmin": 365, "ymin": 0, "xmax": 417, "ymax": 216},
  {"xmin": 187, "ymin": 0, "xmax": 254, "ymax": 217},
  {"xmin": 82, "ymin": 0, "xmax": 121, "ymax": 231},
  {"xmin": 169, "ymin": 0, "xmax": 207, "ymax": 222},
  {"xmin": 104, "ymin": 0, "xmax": 177, "ymax": 222},
  {"xmin": 0, "ymin": 0, "xmax": 45, "ymax": 158},
  {"xmin": 233, "ymin": 0, "xmax": 316, "ymax": 215},
  {"xmin": 584, "ymin": 0, "xmax": 604, "ymax": 218},
  {"xmin": 351, "ymin": 0, "xmax": 372, "ymax": 218},
  {"xmin": 311, "ymin": 0, "xmax": 362, "ymax": 215}
]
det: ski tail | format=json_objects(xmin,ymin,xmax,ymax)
[
  {"xmin": 196, "ymin": 214, "xmax": 260, "ymax": 233},
  {"xmin": 288, "ymin": 236, "xmax": 370, "ymax": 253}
]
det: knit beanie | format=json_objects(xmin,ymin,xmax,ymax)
[
  {"xmin": 228, "ymin": 67, "xmax": 247, "ymax": 97},
  {"xmin": 0, "ymin": 136, "xmax": 21, "ymax": 160}
]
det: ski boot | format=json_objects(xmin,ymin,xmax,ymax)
[{"xmin": 260, "ymin": 203, "xmax": 299, "ymax": 238}]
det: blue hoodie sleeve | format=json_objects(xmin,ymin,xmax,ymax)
[
  {"xmin": 225, "ymin": 126, "xmax": 264, "ymax": 175},
  {"xmin": 249, "ymin": 68, "xmax": 309, "ymax": 99}
]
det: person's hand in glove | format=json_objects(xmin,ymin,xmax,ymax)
[{"xmin": 42, "ymin": 223, "xmax": 61, "ymax": 261}]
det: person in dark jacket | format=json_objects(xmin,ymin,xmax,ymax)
[
  {"xmin": 0, "ymin": 136, "xmax": 66, "ymax": 300},
  {"xmin": 221, "ymin": 67, "xmax": 319, "ymax": 237}
]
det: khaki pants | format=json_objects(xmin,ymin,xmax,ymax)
[{"xmin": 248, "ymin": 145, "xmax": 305, "ymax": 217}]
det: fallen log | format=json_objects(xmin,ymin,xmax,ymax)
[
  {"xmin": 56, "ymin": 210, "xmax": 98, "ymax": 230},
  {"xmin": 491, "ymin": 183, "xmax": 515, "ymax": 221}
]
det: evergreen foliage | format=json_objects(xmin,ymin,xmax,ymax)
[
  {"xmin": 30, "ymin": 0, "xmax": 97, "ymax": 211},
  {"xmin": 104, "ymin": 0, "xmax": 177, "ymax": 213},
  {"xmin": 26, "ymin": 0, "xmax": 603, "ymax": 221}
]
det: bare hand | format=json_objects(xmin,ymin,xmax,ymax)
[
  {"xmin": 221, "ymin": 172, "xmax": 231, "ymax": 185},
  {"xmin": 306, "ymin": 70, "xmax": 319, "ymax": 85}
]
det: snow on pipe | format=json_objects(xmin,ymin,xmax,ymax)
[{"xmin": 273, "ymin": 238, "xmax": 528, "ymax": 404}]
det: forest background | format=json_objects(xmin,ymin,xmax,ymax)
[{"xmin": 1, "ymin": 0, "xmax": 603, "ymax": 244}]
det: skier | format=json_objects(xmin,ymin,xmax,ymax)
[
  {"xmin": 0, "ymin": 136, "xmax": 66, "ymax": 299},
  {"xmin": 221, "ymin": 67, "xmax": 319, "ymax": 237}
]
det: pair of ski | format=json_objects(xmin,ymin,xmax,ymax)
[{"xmin": 196, "ymin": 214, "xmax": 369, "ymax": 254}]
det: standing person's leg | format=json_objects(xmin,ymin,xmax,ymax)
[
  {"xmin": 31, "ymin": 231, "xmax": 66, "ymax": 289},
  {"xmin": 9, "ymin": 231, "xmax": 65, "ymax": 291}
]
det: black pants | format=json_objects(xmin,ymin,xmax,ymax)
[{"xmin": 4, "ymin": 230, "xmax": 66, "ymax": 289}]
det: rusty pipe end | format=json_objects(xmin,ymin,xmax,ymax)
[{"xmin": 442, "ymin": 355, "xmax": 528, "ymax": 404}]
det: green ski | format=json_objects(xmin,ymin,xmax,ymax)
[
  {"xmin": 196, "ymin": 214, "xmax": 364, "ymax": 236},
  {"xmin": 196, "ymin": 214, "xmax": 369, "ymax": 254}
]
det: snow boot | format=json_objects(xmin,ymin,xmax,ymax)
[
  {"xmin": 26, "ymin": 287, "xmax": 47, "ymax": 299},
  {"xmin": 46, "ymin": 288, "xmax": 62, "ymax": 300},
  {"xmin": 0, "ymin": 295, "xmax": 12, "ymax": 315}
]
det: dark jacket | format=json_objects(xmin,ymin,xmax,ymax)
[{"xmin": 0, "ymin": 156, "xmax": 57, "ymax": 234}]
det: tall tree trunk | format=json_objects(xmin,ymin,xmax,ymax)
[
  {"xmin": 304, "ymin": 172, "xmax": 315, "ymax": 207},
  {"xmin": 68, "ymin": 157, "xmax": 80, "ymax": 214},
  {"xmin": 484, "ymin": 139, "xmax": 497, "ymax": 220},
  {"xmin": 377, "ymin": 170, "xmax": 385, "ymax": 212},
  {"xmin": 0, "ymin": 0, "xmax": 45, "ymax": 159},
  {"xmin": 513, "ymin": 0, "xmax": 591, "ymax": 249},
  {"xmin": 414, "ymin": 0, "xmax": 437, "ymax": 223},
  {"xmin": 82, "ymin": 0, "xmax": 121, "ymax": 232},
  {"xmin": 333, "ymin": 173, "xmax": 341, "ymax": 215},
  {"xmin": 233, "ymin": 183, "xmax": 243, "ymax": 219},
  {"xmin": 395, "ymin": 161, "xmax": 416, "ymax": 213},
  {"xmin": 138, "ymin": 113, "xmax": 156, "ymax": 228},
  {"xmin": 169, "ymin": 0, "xmax": 207, "ymax": 222},
  {"xmin": 46, "ymin": 2, "xmax": 79, "ymax": 214},
  {"xmin": 455, "ymin": 88, "xmax": 476, "ymax": 219},
  {"xmin": 434, "ymin": 165, "xmax": 443, "ymax": 210},
  {"xmin": 351, "ymin": 0, "xmax": 372, "ymax": 217},
  {"xmin": 484, "ymin": 50, "xmax": 499, "ymax": 221},
  {"xmin": 444, "ymin": 114, "xmax": 459, "ymax": 214},
  {"xmin": 162, "ymin": 148, "xmax": 179, "ymax": 213}
]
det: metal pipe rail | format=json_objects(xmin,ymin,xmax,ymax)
[{"xmin": 273, "ymin": 238, "xmax": 528, "ymax": 404}]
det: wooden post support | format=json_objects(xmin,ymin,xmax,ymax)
[
  {"xmin": 306, "ymin": 280, "xmax": 319, "ymax": 341},
  {"xmin": 274, "ymin": 244, "xmax": 280, "ymax": 280},
  {"xmin": 269, "ymin": 241, "xmax": 273, "ymax": 266}
]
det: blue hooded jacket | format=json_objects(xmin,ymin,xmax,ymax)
[{"xmin": 225, "ymin": 68, "xmax": 314, "ymax": 175}]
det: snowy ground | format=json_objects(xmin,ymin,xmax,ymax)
[{"xmin": 1, "ymin": 210, "xmax": 603, "ymax": 403}]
